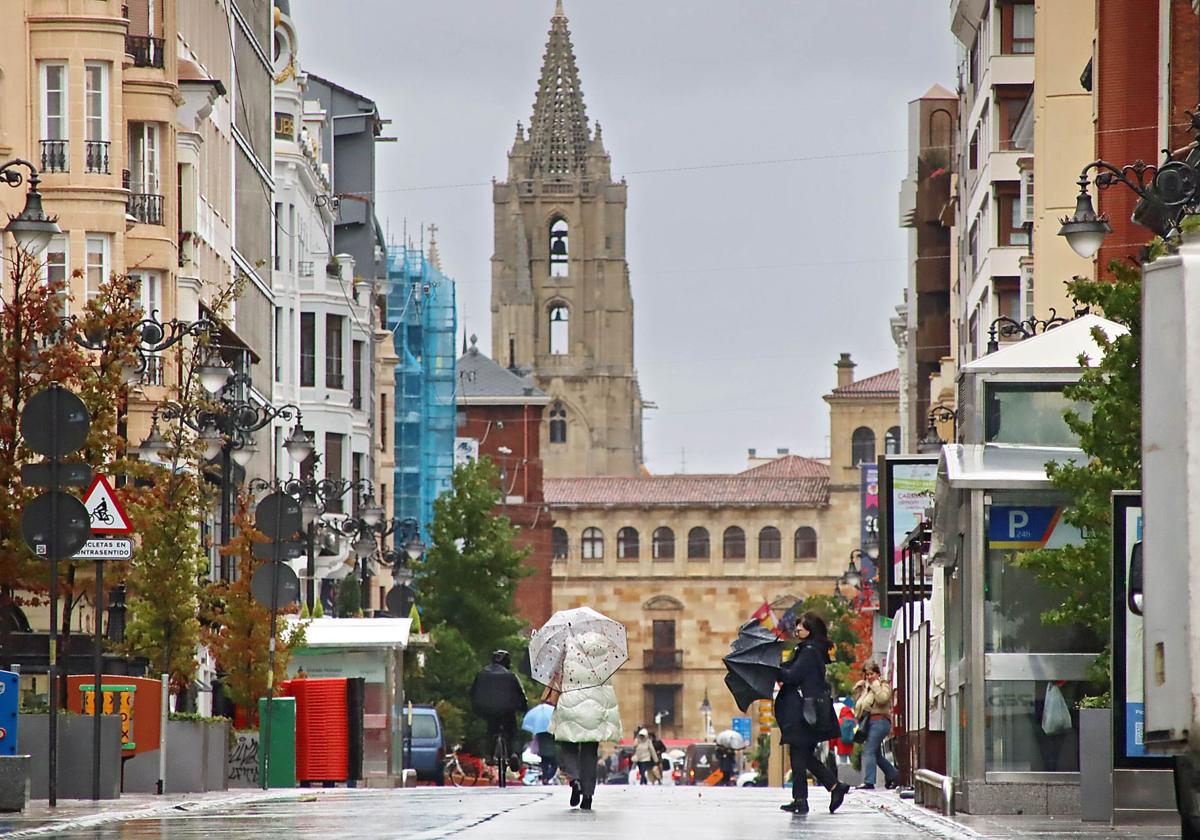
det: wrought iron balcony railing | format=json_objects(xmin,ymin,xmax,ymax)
[
  {"xmin": 126, "ymin": 35, "xmax": 165, "ymax": 68},
  {"xmin": 127, "ymin": 193, "xmax": 163, "ymax": 225},
  {"xmin": 40, "ymin": 140, "xmax": 68, "ymax": 173},
  {"xmin": 643, "ymin": 649, "xmax": 683, "ymax": 671},
  {"xmin": 85, "ymin": 140, "xmax": 110, "ymax": 174}
]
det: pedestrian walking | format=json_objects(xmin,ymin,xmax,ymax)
[
  {"xmin": 536, "ymin": 730, "xmax": 559, "ymax": 783},
  {"xmin": 853, "ymin": 660, "xmax": 899, "ymax": 790},
  {"xmin": 774, "ymin": 611, "xmax": 851, "ymax": 815},
  {"xmin": 633, "ymin": 728, "xmax": 658, "ymax": 784},
  {"xmin": 649, "ymin": 731, "xmax": 668, "ymax": 784},
  {"xmin": 550, "ymin": 630, "xmax": 623, "ymax": 811}
]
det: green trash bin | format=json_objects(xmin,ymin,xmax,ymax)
[{"xmin": 257, "ymin": 697, "xmax": 297, "ymax": 788}]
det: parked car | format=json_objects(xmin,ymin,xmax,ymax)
[
  {"xmin": 401, "ymin": 705, "xmax": 445, "ymax": 784},
  {"xmin": 683, "ymin": 743, "xmax": 719, "ymax": 785}
]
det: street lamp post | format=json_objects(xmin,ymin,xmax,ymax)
[
  {"xmin": 1058, "ymin": 104, "xmax": 1200, "ymax": 258},
  {"xmin": 699, "ymin": 690, "xmax": 713, "ymax": 741},
  {"xmin": 918, "ymin": 403, "xmax": 957, "ymax": 454},
  {"xmin": 141, "ymin": 363, "xmax": 311, "ymax": 580},
  {"xmin": 1, "ymin": 159, "xmax": 61, "ymax": 254}
]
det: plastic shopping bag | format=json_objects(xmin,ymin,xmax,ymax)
[{"xmin": 1041, "ymin": 682, "xmax": 1072, "ymax": 735}]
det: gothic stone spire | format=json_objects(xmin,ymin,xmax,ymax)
[{"xmin": 529, "ymin": 1, "xmax": 590, "ymax": 177}]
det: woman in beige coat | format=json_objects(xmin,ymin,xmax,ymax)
[{"xmin": 852, "ymin": 659, "xmax": 899, "ymax": 790}]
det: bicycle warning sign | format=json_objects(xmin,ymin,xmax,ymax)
[{"xmin": 83, "ymin": 475, "xmax": 132, "ymax": 535}]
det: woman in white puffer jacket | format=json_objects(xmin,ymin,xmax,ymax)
[{"xmin": 550, "ymin": 630, "xmax": 623, "ymax": 811}]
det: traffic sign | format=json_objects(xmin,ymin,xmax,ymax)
[
  {"xmin": 252, "ymin": 540, "xmax": 304, "ymax": 561},
  {"xmin": 254, "ymin": 492, "xmax": 302, "ymax": 541},
  {"xmin": 21, "ymin": 463, "xmax": 92, "ymax": 488},
  {"xmin": 20, "ymin": 387, "xmax": 90, "ymax": 459},
  {"xmin": 251, "ymin": 563, "xmax": 300, "ymax": 609},
  {"xmin": 82, "ymin": 475, "xmax": 132, "ymax": 534},
  {"xmin": 74, "ymin": 538, "xmax": 134, "ymax": 561},
  {"xmin": 21, "ymin": 490, "xmax": 90, "ymax": 562}
]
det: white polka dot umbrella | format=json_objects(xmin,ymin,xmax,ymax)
[{"xmin": 529, "ymin": 606, "xmax": 628, "ymax": 692}]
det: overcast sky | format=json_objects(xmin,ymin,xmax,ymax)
[{"xmin": 289, "ymin": 1, "xmax": 957, "ymax": 474}]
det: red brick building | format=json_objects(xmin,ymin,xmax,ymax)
[{"xmin": 456, "ymin": 337, "xmax": 554, "ymax": 627}]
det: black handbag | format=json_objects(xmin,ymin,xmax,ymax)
[
  {"xmin": 853, "ymin": 709, "xmax": 871, "ymax": 744},
  {"xmin": 801, "ymin": 692, "xmax": 841, "ymax": 741}
]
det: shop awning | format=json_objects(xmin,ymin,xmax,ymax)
[
  {"xmin": 938, "ymin": 442, "xmax": 1084, "ymax": 490},
  {"xmin": 285, "ymin": 617, "xmax": 412, "ymax": 650}
]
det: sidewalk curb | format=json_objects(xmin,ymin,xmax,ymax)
[
  {"xmin": 0, "ymin": 789, "xmax": 328, "ymax": 839},
  {"xmin": 859, "ymin": 791, "xmax": 984, "ymax": 840}
]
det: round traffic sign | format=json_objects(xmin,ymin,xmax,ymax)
[
  {"xmin": 254, "ymin": 491, "xmax": 302, "ymax": 541},
  {"xmin": 20, "ymin": 387, "xmax": 91, "ymax": 459},
  {"xmin": 21, "ymin": 490, "xmax": 91, "ymax": 562},
  {"xmin": 251, "ymin": 563, "xmax": 300, "ymax": 610}
]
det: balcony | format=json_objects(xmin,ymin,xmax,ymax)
[
  {"xmin": 127, "ymin": 193, "xmax": 163, "ymax": 225},
  {"xmin": 126, "ymin": 35, "xmax": 165, "ymax": 68},
  {"xmin": 142, "ymin": 355, "xmax": 165, "ymax": 386},
  {"xmin": 643, "ymin": 649, "xmax": 683, "ymax": 671},
  {"xmin": 40, "ymin": 140, "xmax": 68, "ymax": 173},
  {"xmin": 298, "ymin": 260, "xmax": 314, "ymax": 278},
  {"xmin": 84, "ymin": 140, "xmax": 110, "ymax": 174}
]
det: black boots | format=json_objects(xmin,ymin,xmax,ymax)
[
  {"xmin": 829, "ymin": 783, "xmax": 850, "ymax": 813},
  {"xmin": 580, "ymin": 795, "xmax": 593, "ymax": 811},
  {"xmin": 569, "ymin": 780, "xmax": 581, "ymax": 807},
  {"xmin": 780, "ymin": 800, "xmax": 809, "ymax": 814}
]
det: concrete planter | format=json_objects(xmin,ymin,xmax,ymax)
[
  {"xmin": 21, "ymin": 714, "xmax": 122, "ymax": 800},
  {"xmin": 1079, "ymin": 707, "xmax": 1113, "ymax": 822},
  {"xmin": 123, "ymin": 718, "xmax": 230, "ymax": 794},
  {"xmin": 0, "ymin": 755, "xmax": 31, "ymax": 812}
]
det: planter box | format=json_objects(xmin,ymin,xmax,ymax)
[
  {"xmin": 0, "ymin": 755, "xmax": 31, "ymax": 812},
  {"xmin": 21, "ymin": 714, "xmax": 122, "ymax": 800},
  {"xmin": 1079, "ymin": 707, "xmax": 1113, "ymax": 822},
  {"xmin": 122, "ymin": 719, "xmax": 230, "ymax": 794}
]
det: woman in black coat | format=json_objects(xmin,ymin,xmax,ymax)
[{"xmin": 774, "ymin": 611, "xmax": 851, "ymax": 814}]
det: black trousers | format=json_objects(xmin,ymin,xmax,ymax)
[
  {"xmin": 789, "ymin": 741, "xmax": 839, "ymax": 801},
  {"xmin": 558, "ymin": 741, "xmax": 599, "ymax": 797}
]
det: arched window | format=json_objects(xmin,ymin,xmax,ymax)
[
  {"xmin": 758, "ymin": 527, "xmax": 781, "ymax": 560},
  {"xmin": 549, "ymin": 304, "xmax": 569, "ymax": 355},
  {"xmin": 794, "ymin": 527, "xmax": 817, "ymax": 560},
  {"xmin": 549, "ymin": 218, "xmax": 569, "ymax": 277},
  {"xmin": 851, "ymin": 427, "xmax": 876, "ymax": 465},
  {"xmin": 652, "ymin": 527, "xmax": 675, "ymax": 560},
  {"xmin": 617, "ymin": 527, "xmax": 640, "ymax": 560},
  {"xmin": 581, "ymin": 527, "xmax": 604, "ymax": 560},
  {"xmin": 723, "ymin": 526, "xmax": 746, "ymax": 560},
  {"xmin": 687, "ymin": 527, "xmax": 710, "ymax": 559},
  {"xmin": 551, "ymin": 527, "xmax": 569, "ymax": 559},
  {"xmin": 885, "ymin": 426, "xmax": 902, "ymax": 455},
  {"xmin": 549, "ymin": 401, "xmax": 567, "ymax": 444}
]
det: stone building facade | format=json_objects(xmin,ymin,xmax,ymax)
[
  {"xmin": 546, "ymin": 355, "xmax": 899, "ymax": 741},
  {"xmin": 491, "ymin": 0, "xmax": 643, "ymax": 478}
]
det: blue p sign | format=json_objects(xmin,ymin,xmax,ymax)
[{"xmin": 0, "ymin": 670, "xmax": 18, "ymax": 755}]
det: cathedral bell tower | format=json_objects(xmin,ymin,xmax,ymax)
[{"xmin": 491, "ymin": 0, "xmax": 644, "ymax": 477}]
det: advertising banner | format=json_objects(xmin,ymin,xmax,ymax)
[
  {"xmin": 860, "ymin": 463, "xmax": 880, "ymax": 585},
  {"xmin": 881, "ymin": 457, "xmax": 938, "ymax": 612},
  {"xmin": 1112, "ymin": 492, "xmax": 1172, "ymax": 769}
]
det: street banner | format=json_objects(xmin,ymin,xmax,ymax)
[{"xmin": 860, "ymin": 463, "xmax": 880, "ymax": 587}]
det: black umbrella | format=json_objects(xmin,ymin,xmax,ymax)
[{"xmin": 722, "ymin": 620, "xmax": 785, "ymax": 712}]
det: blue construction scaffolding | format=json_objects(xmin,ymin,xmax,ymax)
[{"xmin": 385, "ymin": 244, "xmax": 457, "ymax": 539}]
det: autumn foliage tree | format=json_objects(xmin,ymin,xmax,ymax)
[{"xmin": 201, "ymin": 496, "xmax": 304, "ymax": 718}]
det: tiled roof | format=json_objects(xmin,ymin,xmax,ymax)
[
  {"xmin": 738, "ymin": 455, "xmax": 829, "ymax": 479},
  {"xmin": 545, "ymin": 474, "xmax": 829, "ymax": 508},
  {"xmin": 457, "ymin": 341, "xmax": 549, "ymax": 403},
  {"xmin": 829, "ymin": 369, "xmax": 900, "ymax": 399}
]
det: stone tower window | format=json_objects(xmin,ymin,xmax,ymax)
[
  {"xmin": 687, "ymin": 527, "xmax": 710, "ymax": 559},
  {"xmin": 549, "ymin": 218, "xmax": 569, "ymax": 277},
  {"xmin": 552, "ymin": 527, "xmax": 569, "ymax": 559},
  {"xmin": 885, "ymin": 426, "xmax": 902, "ymax": 455},
  {"xmin": 549, "ymin": 401, "xmax": 567, "ymax": 443},
  {"xmin": 794, "ymin": 527, "xmax": 817, "ymax": 560},
  {"xmin": 549, "ymin": 304, "xmax": 569, "ymax": 355},
  {"xmin": 723, "ymin": 526, "xmax": 746, "ymax": 560},
  {"xmin": 852, "ymin": 427, "xmax": 876, "ymax": 465},
  {"xmin": 617, "ymin": 527, "xmax": 639, "ymax": 560},
  {"xmin": 652, "ymin": 527, "xmax": 675, "ymax": 560},
  {"xmin": 758, "ymin": 527, "xmax": 781, "ymax": 560},
  {"xmin": 581, "ymin": 527, "xmax": 604, "ymax": 560}
]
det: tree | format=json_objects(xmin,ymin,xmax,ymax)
[
  {"xmin": 1014, "ymin": 260, "xmax": 1144, "ymax": 683},
  {"xmin": 405, "ymin": 458, "xmax": 532, "ymax": 752},
  {"xmin": 201, "ymin": 497, "xmax": 305, "ymax": 718}
]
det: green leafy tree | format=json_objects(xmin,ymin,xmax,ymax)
[
  {"xmin": 406, "ymin": 458, "xmax": 531, "ymax": 752},
  {"xmin": 335, "ymin": 576, "xmax": 361, "ymax": 617},
  {"xmin": 1014, "ymin": 261, "xmax": 1144, "ymax": 683}
]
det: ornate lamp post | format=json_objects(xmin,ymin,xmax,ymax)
[
  {"xmin": 918, "ymin": 403, "xmax": 957, "ymax": 454},
  {"xmin": 1, "ymin": 159, "xmax": 61, "ymax": 254},
  {"xmin": 1058, "ymin": 105, "xmax": 1200, "ymax": 258},
  {"xmin": 140, "ymin": 364, "xmax": 310, "ymax": 580},
  {"xmin": 699, "ymin": 690, "xmax": 714, "ymax": 741}
]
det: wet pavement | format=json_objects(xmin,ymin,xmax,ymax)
[{"xmin": 0, "ymin": 785, "xmax": 1184, "ymax": 839}]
